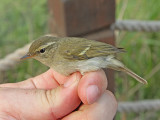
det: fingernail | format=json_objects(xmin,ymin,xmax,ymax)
[
  {"xmin": 86, "ymin": 85, "xmax": 100, "ymax": 104},
  {"xmin": 64, "ymin": 74, "xmax": 78, "ymax": 87}
]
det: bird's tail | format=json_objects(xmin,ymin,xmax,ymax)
[
  {"xmin": 119, "ymin": 67, "xmax": 148, "ymax": 84},
  {"xmin": 107, "ymin": 57, "xmax": 148, "ymax": 84}
]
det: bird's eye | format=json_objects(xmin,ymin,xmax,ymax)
[{"xmin": 40, "ymin": 48, "xmax": 45, "ymax": 53}]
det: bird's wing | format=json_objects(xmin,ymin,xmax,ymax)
[{"xmin": 59, "ymin": 37, "xmax": 124, "ymax": 60}]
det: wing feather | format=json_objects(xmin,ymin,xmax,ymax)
[{"xmin": 58, "ymin": 37, "xmax": 124, "ymax": 60}]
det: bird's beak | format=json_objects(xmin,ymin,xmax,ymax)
[{"xmin": 20, "ymin": 53, "xmax": 35, "ymax": 60}]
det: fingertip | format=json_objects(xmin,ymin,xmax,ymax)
[
  {"xmin": 86, "ymin": 85, "xmax": 100, "ymax": 104},
  {"xmin": 63, "ymin": 72, "xmax": 81, "ymax": 88},
  {"xmin": 78, "ymin": 70, "xmax": 108, "ymax": 104},
  {"xmin": 52, "ymin": 70, "xmax": 82, "ymax": 85}
]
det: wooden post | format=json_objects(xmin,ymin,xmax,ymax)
[{"xmin": 48, "ymin": 0, "xmax": 115, "ymax": 93}]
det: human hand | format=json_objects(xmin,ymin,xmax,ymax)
[{"xmin": 0, "ymin": 69, "xmax": 117, "ymax": 120}]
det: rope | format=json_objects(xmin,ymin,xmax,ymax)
[
  {"xmin": 118, "ymin": 99, "xmax": 160, "ymax": 113},
  {"xmin": 112, "ymin": 20, "xmax": 160, "ymax": 32},
  {"xmin": 0, "ymin": 43, "xmax": 31, "ymax": 71}
]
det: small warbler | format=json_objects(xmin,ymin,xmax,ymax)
[{"xmin": 21, "ymin": 35, "xmax": 147, "ymax": 84}]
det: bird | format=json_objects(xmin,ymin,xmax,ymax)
[{"xmin": 21, "ymin": 35, "xmax": 148, "ymax": 84}]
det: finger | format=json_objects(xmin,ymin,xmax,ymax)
[
  {"xmin": 0, "ymin": 73, "xmax": 81, "ymax": 120},
  {"xmin": 0, "ymin": 69, "xmax": 58, "ymax": 89},
  {"xmin": 62, "ymin": 90, "xmax": 117, "ymax": 120},
  {"xmin": 0, "ymin": 69, "xmax": 80, "ymax": 89},
  {"xmin": 78, "ymin": 70, "xmax": 108, "ymax": 104}
]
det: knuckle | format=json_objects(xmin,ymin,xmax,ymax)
[{"xmin": 42, "ymin": 89, "xmax": 56, "ymax": 107}]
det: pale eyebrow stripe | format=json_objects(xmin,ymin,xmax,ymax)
[
  {"xmin": 45, "ymin": 42, "xmax": 56, "ymax": 46},
  {"xmin": 35, "ymin": 42, "xmax": 56, "ymax": 51}
]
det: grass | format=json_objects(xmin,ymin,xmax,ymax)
[
  {"xmin": 0, "ymin": 0, "xmax": 160, "ymax": 119},
  {"xmin": 116, "ymin": 0, "xmax": 160, "ymax": 119},
  {"xmin": 0, "ymin": 0, "xmax": 49, "ymax": 83}
]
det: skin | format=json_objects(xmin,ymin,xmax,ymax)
[{"xmin": 0, "ymin": 69, "xmax": 117, "ymax": 120}]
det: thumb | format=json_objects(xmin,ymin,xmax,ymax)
[{"xmin": 0, "ymin": 73, "xmax": 81, "ymax": 120}]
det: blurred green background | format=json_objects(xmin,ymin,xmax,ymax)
[{"xmin": 0, "ymin": 0, "xmax": 160, "ymax": 119}]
